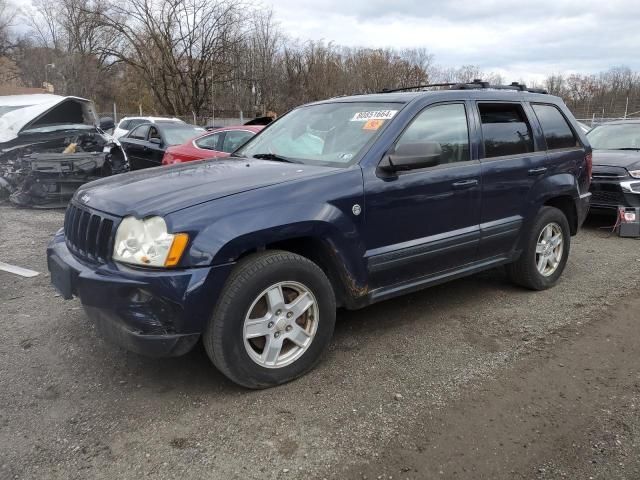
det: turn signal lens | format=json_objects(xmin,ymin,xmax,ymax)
[{"xmin": 164, "ymin": 233, "xmax": 189, "ymax": 267}]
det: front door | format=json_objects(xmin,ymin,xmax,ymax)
[
  {"xmin": 363, "ymin": 102, "xmax": 481, "ymax": 288},
  {"xmin": 123, "ymin": 124, "xmax": 150, "ymax": 170}
]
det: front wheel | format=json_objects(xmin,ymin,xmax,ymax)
[
  {"xmin": 203, "ymin": 251, "xmax": 336, "ymax": 389},
  {"xmin": 506, "ymin": 206, "xmax": 571, "ymax": 290}
]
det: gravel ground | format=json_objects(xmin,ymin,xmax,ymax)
[{"xmin": 1, "ymin": 204, "xmax": 639, "ymax": 479}]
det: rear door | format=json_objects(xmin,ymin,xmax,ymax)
[{"xmin": 475, "ymin": 101, "xmax": 547, "ymax": 259}]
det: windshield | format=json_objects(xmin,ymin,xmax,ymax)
[
  {"xmin": 236, "ymin": 102, "xmax": 403, "ymax": 166},
  {"xmin": 587, "ymin": 124, "xmax": 640, "ymax": 150},
  {"xmin": 164, "ymin": 125, "xmax": 205, "ymax": 145}
]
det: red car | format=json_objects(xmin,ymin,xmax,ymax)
[{"xmin": 162, "ymin": 125, "xmax": 263, "ymax": 165}]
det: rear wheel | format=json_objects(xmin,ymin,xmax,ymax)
[
  {"xmin": 203, "ymin": 250, "xmax": 336, "ymax": 389},
  {"xmin": 506, "ymin": 206, "xmax": 570, "ymax": 290}
]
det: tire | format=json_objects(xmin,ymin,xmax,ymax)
[
  {"xmin": 506, "ymin": 206, "xmax": 571, "ymax": 291},
  {"xmin": 203, "ymin": 250, "xmax": 336, "ymax": 389}
]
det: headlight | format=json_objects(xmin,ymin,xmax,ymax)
[
  {"xmin": 628, "ymin": 170, "xmax": 640, "ymax": 179},
  {"xmin": 113, "ymin": 216, "xmax": 189, "ymax": 267}
]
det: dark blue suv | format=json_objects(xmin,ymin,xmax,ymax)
[{"xmin": 47, "ymin": 82, "xmax": 592, "ymax": 388}]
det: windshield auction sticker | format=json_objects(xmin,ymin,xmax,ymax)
[
  {"xmin": 350, "ymin": 110, "xmax": 398, "ymax": 122},
  {"xmin": 363, "ymin": 119, "xmax": 385, "ymax": 130}
]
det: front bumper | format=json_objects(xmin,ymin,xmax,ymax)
[
  {"xmin": 47, "ymin": 230, "xmax": 233, "ymax": 357},
  {"xmin": 589, "ymin": 178, "xmax": 640, "ymax": 212}
]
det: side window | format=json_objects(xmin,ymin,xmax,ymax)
[
  {"xmin": 118, "ymin": 120, "xmax": 130, "ymax": 130},
  {"xmin": 532, "ymin": 104, "xmax": 578, "ymax": 150},
  {"xmin": 395, "ymin": 103, "xmax": 470, "ymax": 165},
  {"xmin": 149, "ymin": 126, "xmax": 161, "ymax": 140},
  {"xmin": 221, "ymin": 130, "xmax": 254, "ymax": 153},
  {"xmin": 479, "ymin": 103, "xmax": 534, "ymax": 158},
  {"xmin": 195, "ymin": 132, "xmax": 223, "ymax": 150},
  {"xmin": 129, "ymin": 124, "xmax": 150, "ymax": 140}
]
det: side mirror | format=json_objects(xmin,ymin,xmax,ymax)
[
  {"xmin": 379, "ymin": 142, "xmax": 442, "ymax": 173},
  {"xmin": 149, "ymin": 137, "xmax": 162, "ymax": 146},
  {"xmin": 99, "ymin": 117, "xmax": 115, "ymax": 132}
]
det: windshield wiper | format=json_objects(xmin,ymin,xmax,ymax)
[
  {"xmin": 615, "ymin": 147, "xmax": 640, "ymax": 151},
  {"xmin": 252, "ymin": 153, "xmax": 300, "ymax": 163}
]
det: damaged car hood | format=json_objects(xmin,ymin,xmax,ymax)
[
  {"xmin": 0, "ymin": 94, "xmax": 99, "ymax": 143},
  {"xmin": 75, "ymin": 158, "xmax": 339, "ymax": 217}
]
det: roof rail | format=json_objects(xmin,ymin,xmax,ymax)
[{"xmin": 380, "ymin": 79, "xmax": 548, "ymax": 95}]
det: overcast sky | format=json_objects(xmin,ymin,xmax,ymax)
[{"xmin": 263, "ymin": 0, "xmax": 640, "ymax": 82}]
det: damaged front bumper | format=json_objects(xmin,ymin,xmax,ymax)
[{"xmin": 46, "ymin": 229, "xmax": 232, "ymax": 357}]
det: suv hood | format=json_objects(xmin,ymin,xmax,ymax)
[
  {"xmin": 592, "ymin": 149, "xmax": 640, "ymax": 170},
  {"xmin": 76, "ymin": 158, "xmax": 339, "ymax": 217}
]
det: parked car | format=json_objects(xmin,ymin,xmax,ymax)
[
  {"xmin": 112, "ymin": 116, "xmax": 184, "ymax": 139},
  {"xmin": 162, "ymin": 126, "xmax": 263, "ymax": 165},
  {"xmin": 586, "ymin": 119, "xmax": 640, "ymax": 213},
  {"xmin": 48, "ymin": 81, "xmax": 591, "ymax": 388},
  {"xmin": 119, "ymin": 122, "xmax": 205, "ymax": 170}
]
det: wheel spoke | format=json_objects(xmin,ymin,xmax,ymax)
[
  {"xmin": 550, "ymin": 234, "xmax": 562, "ymax": 248},
  {"xmin": 287, "ymin": 292, "xmax": 314, "ymax": 321},
  {"xmin": 266, "ymin": 285, "xmax": 285, "ymax": 313},
  {"xmin": 536, "ymin": 243, "xmax": 545, "ymax": 254},
  {"xmin": 287, "ymin": 324, "xmax": 311, "ymax": 347},
  {"xmin": 245, "ymin": 315, "xmax": 272, "ymax": 339},
  {"xmin": 553, "ymin": 248, "xmax": 563, "ymax": 262},
  {"xmin": 543, "ymin": 226, "xmax": 553, "ymax": 241},
  {"xmin": 537, "ymin": 254, "xmax": 547, "ymax": 272},
  {"xmin": 262, "ymin": 335, "xmax": 284, "ymax": 365}
]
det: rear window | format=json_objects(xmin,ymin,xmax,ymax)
[
  {"xmin": 532, "ymin": 104, "xmax": 578, "ymax": 150},
  {"xmin": 479, "ymin": 103, "xmax": 534, "ymax": 158}
]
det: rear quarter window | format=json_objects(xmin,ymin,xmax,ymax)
[
  {"xmin": 532, "ymin": 104, "xmax": 579, "ymax": 150},
  {"xmin": 478, "ymin": 103, "xmax": 535, "ymax": 158}
]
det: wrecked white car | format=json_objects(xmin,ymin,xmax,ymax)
[{"xmin": 0, "ymin": 94, "xmax": 128, "ymax": 208}]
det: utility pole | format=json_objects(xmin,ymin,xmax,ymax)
[{"xmin": 44, "ymin": 63, "xmax": 55, "ymax": 89}]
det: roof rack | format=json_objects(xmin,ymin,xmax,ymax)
[{"xmin": 380, "ymin": 79, "xmax": 548, "ymax": 95}]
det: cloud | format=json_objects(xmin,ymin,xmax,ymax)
[{"xmin": 263, "ymin": 0, "xmax": 640, "ymax": 81}]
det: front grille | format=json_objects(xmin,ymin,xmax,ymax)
[
  {"xmin": 592, "ymin": 172, "xmax": 626, "ymax": 179},
  {"xmin": 591, "ymin": 189, "xmax": 626, "ymax": 206},
  {"xmin": 64, "ymin": 203, "xmax": 116, "ymax": 262}
]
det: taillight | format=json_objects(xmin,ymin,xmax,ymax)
[{"xmin": 585, "ymin": 152, "xmax": 592, "ymax": 182}]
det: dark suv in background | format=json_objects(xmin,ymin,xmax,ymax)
[
  {"xmin": 47, "ymin": 81, "xmax": 591, "ymax": 388},
  {"xmin": 586, "ymin": 119, "xmax": 640, "ymax": 213}
]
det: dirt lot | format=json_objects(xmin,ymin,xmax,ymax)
[{"xmin": 1, "ymin": 204, "xmax": 639, "ymax": 480}]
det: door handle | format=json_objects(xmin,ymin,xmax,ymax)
[
  {"xmin": 452, "ymin": 179, "xmax": 479, "ymax": 189},
  {"xmin": 528, "ymin": 167, "xmax": 547, "ymax": 176}
]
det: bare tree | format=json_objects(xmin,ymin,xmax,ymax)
[
  {"xmin": 0, "ymin": 0, "xmax": 17, "ymax": 56},
  {"xmin": 94, "ymin": 0, "xmax": 249, "ymax": 117}
]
